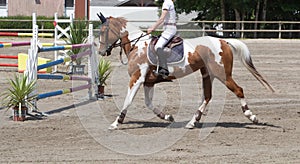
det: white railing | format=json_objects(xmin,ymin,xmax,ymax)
[{"xmin": 0, "ymin": 19, "xmax": 299, "ymax": 39}]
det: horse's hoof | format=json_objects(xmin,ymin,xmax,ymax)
[
  {"xmin": 250, "ymin": 115, "xmax": 258, "ymax": 124},
  {"xmin": 166, "ymin": 115, "xmax": 174, "ymax": 122},
  {"xmin": 185, "ymin": 121, "xmax": 195, "ymax": 129},
  {"xmin": 108, "ymin": 124, "xmax": 118, "ymax": 130},
  {"xmin": 185, "ymin": 123, "xmax": 194, "ymax": 129}
]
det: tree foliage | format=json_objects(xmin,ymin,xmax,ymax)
[
  {"xmin": 175, "ymin": 0, "xmax": 300, "ymax": 38},
  {"xmin": 175, "ymin": 0, "xmax": 300, "ymax": 21}
]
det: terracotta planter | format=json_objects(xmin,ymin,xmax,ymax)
[
  {"xmin": 98, "ymin": 85, "xmax": 105, "ymax": 98},
  {"xmin": 12, "ymin": 106, "xmax": 27, "ymax": 121}
]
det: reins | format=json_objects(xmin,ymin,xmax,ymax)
[{"xmin": 111, "ymin": 33, "xmax": 149, "ymax": 65}]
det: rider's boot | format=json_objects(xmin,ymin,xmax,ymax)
[{"xmin": 155, "ymin": 48, "xmax": 170, "ymax": 79}]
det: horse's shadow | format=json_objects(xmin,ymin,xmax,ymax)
[{"xmin": 122, "ymin": 120, "xmax": 282, "ymax": 130}]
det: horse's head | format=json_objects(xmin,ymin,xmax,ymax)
[{"xmin": 97, "ymin": 13, "xmax": 128, "ymax": 56}]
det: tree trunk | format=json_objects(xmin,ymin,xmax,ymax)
[
  {"xmin": 220, "ymin": 0, "xmax": 226, "ymax": 36},
  {"xmin": 254, "ymin": 0, "xmax": 260, "ymax": 38},
  {"xmin": 261, "ymin": 0, "xmax": 267, "ymax": 21},
  {"xmin": 259, "ymin": 0, "xmax": 268, "ymax": 37},
  {"xmin": 234, "ymin": 9, "xmax": 241, "ymax": 38}
]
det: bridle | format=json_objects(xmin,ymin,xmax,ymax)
[
  {"xmin": 99, "ymin": 16, "xmax": 149, "ymax": 65},
  {"xmin": 99, "ymin": 18, "xmax": 120, "ymax": 56}
]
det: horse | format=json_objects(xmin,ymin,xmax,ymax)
[{"xmin": 97, "ymin": 13, "xmax": 274, "ymax": 130}]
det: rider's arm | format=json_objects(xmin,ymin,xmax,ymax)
[{"xmin": 147, "ymin": 9, "xmax": 168, "ymax": 34}]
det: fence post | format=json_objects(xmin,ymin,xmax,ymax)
[
  {"xmin": 241, "ymin": 21, "xmax": 244, "ymax": 38},
  {"xmin": 202, "ymin": 22, "xmax": 205, "ymax": 37},
  {"xmin": 278, "ymin": 22, "xmax": 282, "ymax": 39}
]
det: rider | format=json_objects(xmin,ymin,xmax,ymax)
[{"xmin": 147, "ymin": 0, "xmax": 177, "ymax": 78}]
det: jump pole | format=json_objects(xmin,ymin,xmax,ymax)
[
  {"xmin": 0, "ymin": 32, "xmax": 53, "ymax": 37},
  {"xmin": 38, "ymin": 44, "xmax": 92, "ymax": 52},
  {"xmin": 0, "ymin": 63, "xmax": 18, "ymax": 67},
  {"xmin": 0, "ymin": 55, "xmax": 18, "ymax": 59},
  {"xmin": 37, "ymin": 74, "xmax": 92, "ymax": 82},
  {"xmin": 0, "ymin": 42, "xmax": 53, "ymax": 48},
  {"xmin": 37, "ymin": 84, "xmax": 91, "ymax": 100},
  {"xmin": 37, "ymin": 50, "xmax": 92, "ymax": 70},
  {"xmin": 0, "ymin": 41, "xmax": 31, "ymax": 48},
  {"xmin": 0, "ymin": 55, "xmax": 18, "ymax": 67}
]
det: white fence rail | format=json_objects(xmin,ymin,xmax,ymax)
[{"xmin": 0, "ymin": 19, "xmax": 299, "ymax": 39}]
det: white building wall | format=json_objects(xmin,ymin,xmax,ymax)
[
  {"xmin": 65, "ymin": 7, "xmax": 74, "ymax": 17},
  {"xmin": 0, "ymin": 6, "xmax": 7, "ymax": 17}
]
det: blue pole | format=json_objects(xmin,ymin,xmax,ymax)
[
  {"xmin": 37, "ymin": 90, "xmax": 63, "ymax": 100},
  {"xmin": 37, "ymin": 74, "xmax": 64, "ymax": 80},
  {"xmin": 38, "ymin": 46, "xmax": 67, "ymax": 52},
  {"xmin": 37, "ymin": 58, "xmax": 66, "ymax": 71}
]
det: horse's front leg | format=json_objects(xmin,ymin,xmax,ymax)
[
  {"xmin": 144, "ymin": 84, "xmax": 174, "ymax": 122},
  {"xmin": 109, "ymin": 66, "xmax": 147, "ymax": 130}
]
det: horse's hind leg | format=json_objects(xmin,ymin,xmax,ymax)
[
  {"xmin": 185, "ymin": 67, "xmax": 213, "ymax": 129},
  {"xmin": 224, "ymin": 76, "xmax": 258, "ymax": 123},
  {"xmin": 213, "ymin": 44, "xmax": 258, "ymax": 124},
  {"xmin": 144, "ymin": 83, "xmax": 174, "ymax": 122}
]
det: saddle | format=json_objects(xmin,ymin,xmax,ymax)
[
  {"xmin": 147, "ymin": 35, "xmax": 184, "ymax": 65},
  {"xmin": 150, "ymin": 35, "xmax": 183, "ymax": 49}
]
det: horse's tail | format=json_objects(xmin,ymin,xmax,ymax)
[{"xmin": 226, "ymin": 39, "xmax": 275, "ymax": 92}]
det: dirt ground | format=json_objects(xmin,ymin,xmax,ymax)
[{"xmin": 0, "ymin": 37, "xmax": 299, "ymax": 163}]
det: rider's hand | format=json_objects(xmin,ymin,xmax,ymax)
[{"xmin": 147, "ymin": 27, "xmax": 154, "ymax": 34}]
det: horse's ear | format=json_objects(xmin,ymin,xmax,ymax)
[{"xmin": 97, "ymin": 12, "xmax": 107, "ymax": 23}]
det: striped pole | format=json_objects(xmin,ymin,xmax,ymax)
[
  {"xmin": 0, "ymin": 42, "xmax": 57, "ymax": 48},
  {"xmin": 38, "ymin": 43, "xmax": 92, "ymax": 52},
  {"xmin": 37, "ymin": 74, "xmax": 91, "ymax": 82},
  {"xmin": 37, "ymin": 50, "xmax": 92, "ymax": 71},
  {"xmin": 0, "ymin": 32, "xmax": 53, "ymax": 37},
  {"xmin": 0, "ymin": 42, "xmax": 31, "ymax": 48},
  {"xmin": 37, "ymin": 84, "xmax": 91, "ymax": 100}
]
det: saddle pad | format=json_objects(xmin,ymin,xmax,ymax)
[{"xmin": 147, "ymin": 42, "xmax": 184, "ymax": 65}]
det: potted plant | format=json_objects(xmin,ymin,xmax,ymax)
[
  {"xmin": 97, "ymin": 57, "xmax": 112, "ymax": 99},
  {"xmin": 1, "ymin": 75, "xmax": 36, "ymax": 121},
  {"xmin": 65, "ymin": 19, "xmax": 88, "ymax": 74}
]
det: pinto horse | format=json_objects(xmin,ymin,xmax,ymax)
[{"xmin": 97, "ymin": 13, "xmax": 274, "ymax": 130}]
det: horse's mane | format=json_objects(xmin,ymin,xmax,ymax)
[
  {"xmin": 109, "ymin": 16, "xmax": 128, "ymax": 28},
  {"xmin": 107, "ymin": 16, "xmax": 145, "ymax": 41}
]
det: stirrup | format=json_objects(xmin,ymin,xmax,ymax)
[{"xmin": 153, "ymin": 67, "xmax": 169, "ymax": 79}]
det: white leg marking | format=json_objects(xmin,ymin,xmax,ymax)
[
  {"xmin": 185, "ymin": 100, "xmax": 208, "ymax": 129},
  {"xmin": 198, "ymin": 100, "xmax": 208, "ymax": 113},
  {"xmin": 109, "ymin": 116, "xmax": 120, "ymax": 130},
  {"xmin": 240, "ymin": 98, "xmax": 247, "ymax": 107},
  {"xmin": 240, "ymin": 98, "xmax": 258, "ymax": 123}
]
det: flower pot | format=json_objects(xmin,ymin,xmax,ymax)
[
  {"xmin": 12, "ymin": 106, "xmax": 27, "ymax": 121},
  {"xmin": 97, "ymin": 85, "xmax": 105, "ymax": 99}
]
